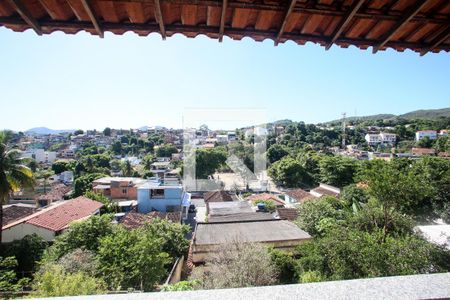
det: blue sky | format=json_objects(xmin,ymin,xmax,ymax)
[{"xmin": 1, "ymin": 27, "xmax": 449, "ymax": 131}]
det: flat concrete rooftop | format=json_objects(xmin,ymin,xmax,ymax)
[
  {"xmin": 36, "ymin": 273, "xmax": 450, "ymax": 300},
  {"xmin": 194, "ymin": 219, "xmax": 311, "ymax": 245}
]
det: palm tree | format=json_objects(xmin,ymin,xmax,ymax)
[{"xmin": 0, "ymin": 132, "xmax": 34, "ymax": 242}]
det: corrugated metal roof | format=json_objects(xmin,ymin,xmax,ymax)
[{"xmin": 1, "ymin": 0, "xmax": 449, "ymax": 55}]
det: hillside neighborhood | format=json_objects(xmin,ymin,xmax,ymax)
[{"xmin": 0, "ymin": 109, "xmax": 449, "ymax": 297}]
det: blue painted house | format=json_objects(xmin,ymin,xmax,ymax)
[{"xmin": 137, "ymin": 179, "xmax": 190, "ymax": 217}]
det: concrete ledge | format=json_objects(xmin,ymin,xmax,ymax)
[{"xmin": 39, "ymin": 273, "xmax": 450, "ymax": 300}]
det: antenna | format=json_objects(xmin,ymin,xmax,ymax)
[{"xmin": 342, "ymin": 112, "xmax": 346, "ymax": 149}]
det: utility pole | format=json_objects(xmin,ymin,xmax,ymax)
[{"xmin": 342, "ymin": 112, "xmax": 346, "ymax": 149}]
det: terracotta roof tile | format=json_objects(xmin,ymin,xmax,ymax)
[
  {"xmin": 246, "ymin": 193, "xmax": 285, "ymax": 206},
  {"xmin": 204, "ymin": 190, "xmax": 233, "ymax": 203},
  {"xmin": 25, "ymin": 196, "xmax": 103, "ymax": 232},
  {"xmin": 120, "ymin": 211, "xmax": 181, "ymax": 230},
  {"xmin": 285, "ymin": 189, "xmax": 316, "ymax": 203}
]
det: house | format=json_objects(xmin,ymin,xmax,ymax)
[
  {"xmin": 2, "ymin": 196, "xmax": 103, "ymax": 243},
  {"xmin": 284, "ymin": 189, "xmax": 317, "ymax": 205},
  {"xmin": 227, "ymin": 131, "xmax": 237, "ymax": 142},
  {"xmin": 439, "ymin": 130, "xmax": 450, "ymax": 136},
  {"xmin": 364, "ymin": 132, "xmax": 396, "ymax": 145},
  {"xmin": 92, "ymin": 177, "xmax": 147, "ymax": 200},
  {"xmin": 120, "ymin": 211, "xmax": 181, "ymax": 229},
  {"xmin": 192, "ymin": 220, "xmax": 311, "ymax": 264},
  {"xmin": 207, "ymin": 201, "xmax": 274, "ymax": 223},
  {"xmin": 411, "ymin": 148, "xmax": 436, "ymax": 156},
  {"xmin": 22, "ymin": 149, "xmax": 57, "ymax": 164},
  {"xmin": 246, "ymin": 193, "xmax": 285, "ymax": 207},
  {"xmin": 310, "ymin": 183, "xmax": 340, "ymax": 198},
  {"xmin": 415, "ymin": 130, "xmax": 437, "ymax": 141},
  {"xmin": 137, "ymin": 179, "xmax": 191, "ymax": 218},
  {"xmin": 151, "ymin": 161, "xmax": 171, "ymax": 177},
  {"xmin": 36, "ymin": 183, "xmax": 72, "ymax": 207},
  {"xmin": 2, "ymin": 204, "xmax": 36, "ymax": 227},
  {"xmin": 276, "ymin": 208, "xmax": 299, "ymax": 221},
  {"xmin": 204, "ymin": 190, "xmax": 234, "ymax": 214},
  {"xmin": 216, "ymin": 135, "xmax": 228, "ymax": 144}
]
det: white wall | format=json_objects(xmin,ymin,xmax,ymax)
[{"xmin": 2, "ymin": 223, "xmax": 55, "ymax": 243}]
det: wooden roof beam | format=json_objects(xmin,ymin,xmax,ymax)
[
  {"xmin": 80, "ymin": 0, "xmax": 104, "ymax": 38},
  {"xmin": 420, "ymin": 27, "xmax": 450, "ymax": 56},
  {"xmin": 372, "ymin": 0, "xmax": 432, "ymax": 53},
  {"xmin": 8, "ymin": 0, "xmax": 42, "ymax": 35},
  {"xmin": 325, "ymin": 0, "xmax": 365, "ymax": 50},
  {"xmin": 154, "ymin": 0, "xmax": 166, "ymax": 40},
  {"xmin": 218, "ymin": 0, "xmax": 228, "ymax": 42},
  {"xmin": 274, "ymin": 0, "xmax": 298, "ymax": 46}
]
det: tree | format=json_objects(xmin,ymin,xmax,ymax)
[
  {"xmin": 111, "ymin": 141, "xmax": 122, "ymax": 156},
  {"xmin": 417, "ymin": 136, "xmax": 433, "ymax": 148},
  {"xmin": 0, "ymin": 256, "xmax": 29, "ymax": 297},
  {"xmin": 267, "ymin": 144, "xmax": 289, "ymax": 164},
  {"xmin": 103, "ymin": 127, "xmax": 111, "ymax": 137},
  {"xmin": 73, "ymin": 129, "xmax": 84, "ymax": 136},
  {"xmin": 121, "ymin": 160, "xmax": 133, "ymax": 177},
  {"xmin": 3, "ymin": 234, "xmax": 47, "ymax": 274},
  {"xmin": 155, "ymin": 144, "xmax": 178, "ymax": 158},
  {"xmin": 44, "ymin": 214, "xmax": 114, "ymax": 261},
  {"xmin": 296, "ymin": 227, "xmax": 450, "ymax": 281},
  {"xmin": 57, "ymin": 249, "xmax": 99, "ymax": 276},
  {"xmin": 194, "ymin": 148, "xmax": 227, "ymax": 179},
  {"xmin": 340, "ymin": 184, "xmax": 368, "ymax": 209},
  {"xmin": 84, "ymin": 191, "xmax": 118, "ymax": 213},
  {"xmin": 32, "ymin": 264, "xmax": 105, "ymax": 297},
  {"xmin": 97, "ymin": 226, "xmax": 170, "ymax": 291},
  {"xmin": 295, "ymin": 197, "xmax": 345, "ymax": 237},
  {"xmin": 318, "ymin": 155, "xmax": 356, "ymax": 188},
  {"xmin": 0, "ymin": 132, "xmax": 34, "ymax": 242},
  {"xmin": 190, "ymin": 242, "xmax": 278, "ymax": 289},
  {"xmin": 268, "ymin": 156, "xmax": 311, "ymax": 187},
  {"xmin": 72, "ymin": 173, "xmax": 106, "ymax": 197},
  {"xmin": 52, "ymin": 160, "xmax": 70, "ymax": 174}
]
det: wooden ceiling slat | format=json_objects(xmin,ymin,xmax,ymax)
[
  {"xmin": 81, "ymin": 0, "xmax": 103, "ymax": 37},
  {"xmin": 325, "ymin": 0, "xmax": 365, "ymax": 50},
  {"xmin": 373, "ymin": 0, "xmax": 433, "ymax": 53},
  {"xmin": 154, "ymin": 0, "xmax": 166, "ymax": 39},
  {"xmin": 420, "ymin": 26, "xmax": 450, "ymax": 55},
  {"xmin": 275, "ymin": 0, "xmax": 298, "ymax": 46},
  {"xmin": 7, "ymin": 0, "xmax": 42, "ymax": 35},
  {"xmin": 218, "ymin": 0, "xmax": 227, "ymax": 42}
]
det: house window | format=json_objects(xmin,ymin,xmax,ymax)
[
  {"xmin": 122, "ymin": 188, "xmax": 127, "ymax": 194},
  {"xmin": 150, "ymin": 189, "xmax": 164, "ymax": 198}
]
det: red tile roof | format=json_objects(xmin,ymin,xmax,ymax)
[
  {"xmin": 246, "ymin": 193, "xmax": 285, "ymax": 206},
  {"xmin": 204, "ymin": 191, "xmax": 233, "ymax": 203},
  {"xmin": 120, "ymin": 211, "xmax": 181, "ymax": 230},
  {"xmin": 24, "ymin": 196, "xmax": 103, "ymax": 232},
  {"xmin": 285, "ymin": 189, "xmax": 317, "ymax": 204}
]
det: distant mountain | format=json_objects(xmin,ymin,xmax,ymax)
[
  {"xmin": 399, "ymin": 108, "xmax": 450, "ymax": 120},
  {"xmin": 25, "ymin": 127, "xmax": 76, "ymax": 135},
  {"xmin": 324, "ymin": 108, "xmax": 450, "ymax": 124}
]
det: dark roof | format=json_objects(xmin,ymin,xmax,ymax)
[
  {"xmin": 24, "ymin": 196, "xmax": 103, "ymax": 232},
  {"xmin": 120, "ymin": 211, "xmax": 181, "ymax": 229},
  {"xmin": 204, "ymin": 190, "xmax": 233, "ymax": 203},
  {"xmin": 209, "ymin": 212, "xmax": 275, "ymax": 223},
  {"xmin": 285, "ymin": 189, "xmax": 316, "ymax": 203},
  {"xmin": 1, "ymin": 1, "xmax": 449, "ymax": 55},
  {"xmin": 37, "ymin": 183, "xmax": 72, "ymax": 201},
  {"xmin": 276, "ymin": 208, "xmax": 298, "ymax": 221},
  {"xmin": 2, "ymin": 205, "xmax": 36, "ymax": 227}
]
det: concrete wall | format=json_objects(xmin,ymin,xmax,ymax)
[
  {"xmin": 2, "ymin": 223, "xmax": 55, "ymax": 243},
  {"xmin": 137, "ymin": 187, "xmax": 183, "ymax": 213}
]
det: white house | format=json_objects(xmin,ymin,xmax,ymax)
[
  {"xmin": 365, "ymin": 132, "xmax": 396, "ymax": 145},
  {"xmin": 22, "ymin": 149, "xmax": 57, "ymax": 164},
  {"xmin": 416, "ymin": 130, "xmax": 437, "ymax": 141}
]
